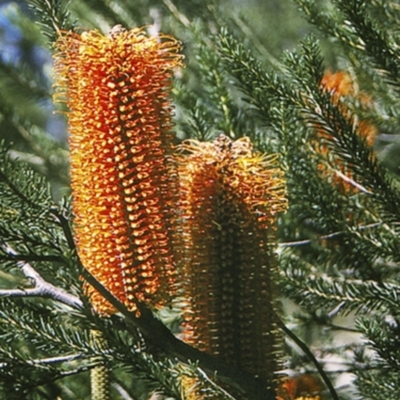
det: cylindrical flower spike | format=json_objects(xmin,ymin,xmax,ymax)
[
  {"xmin": 177, "ymin": 135, "xmax": 287, "ymax": 388},
  {"xmin": 53, "ymin": 27, "xmax": 183, "ymax": 314}
]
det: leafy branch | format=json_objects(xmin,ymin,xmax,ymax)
[{"xmin": 26, "ymin": 0, "xmax": 73, "ymax": 43}]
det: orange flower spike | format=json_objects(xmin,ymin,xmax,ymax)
[
  {"xmin": 318, "ymin": 70, "xmax": 377, "ymax": 192},
  {"xmin": 53, "ymin": 27, "xmax": 183, "ymax": 314},
  {"xmin": 320, "ymin": 70, "xmax": 377, "ymax": 145},
  {"xmin": 277, "ymin": 374, "xmax": 323, "ymax": 400},
  {"xmin": 321, "ymin": 70, "xmax": 355, "ymax": 97},
  {"xmin": 178, "ymin": 135, "xmax": 287, "ymax": 388}
]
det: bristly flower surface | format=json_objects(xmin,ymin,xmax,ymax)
[
  {"xmin": 53, "ymin": 27, "xmax": 183, "ymax": 314},
  {"xmin": 177, "ymin": 135, "xmax": 287, "ymax": 389}
]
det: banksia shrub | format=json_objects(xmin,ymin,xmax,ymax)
[
  {"xmin": 177, "ymin": 135, "xmax": 287, "ymax": 389},
  {"xmin": 4, "ymin": 1, "xmax": 400, "ymax": 400},
  {"xmin": 53, "ymin": 27, "xmax": 183, "ymax": 314}
]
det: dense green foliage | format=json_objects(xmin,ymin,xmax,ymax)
[{"xmin": 1, "ymin": 0, "xmax": 400, "ymax": 399}]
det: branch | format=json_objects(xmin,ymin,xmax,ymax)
[
  {"xmin": 81, "ymin": 265, "xmax": 275, "ymax": 400},
  {"xmin": 197, "ymin": 367, "xmax": 237, "ymax": 400},
  {"xmin": 277, "ymin": 316, "xmax": 340, "ymax": 400},
  {"xmin": 0, "ymin": 353, "xmax": 84, "ymax": 369},
  {"xmin": 279, "ymin": 222, "xmax": 383, "ymax": 247},
  {"xmin": 49, "ymin": 206, "xmax": 76, "ymax": 251},
  {"xmin": 2, "ymin": 242, "xmax": 274, "ymax": 399},
  {"xmin": 0, "ymin": 254, "xmax": 64, "ymax": 263},
  {"xmin": 161, "ymin": 0, "xmax": 191, "ymax": 27},
  {"xmin": 111, "ymin": 382, "xmax": 135, "ymax": 400},
  {"xmin": 0, "ymin": 244, "xmax": 83, "ymax": 309},
  {"xmin": 334, "ymin": 169, "xmax": 372, "ymax": 194},
  {"xmin": 53, "ymin": 210, "xmax": 276, "ymax": 399}
]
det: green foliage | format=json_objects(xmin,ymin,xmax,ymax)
[
  {"xmin": 0, "ymin": 3, "xmax": 69, "ymax": 193},
  {"xmin": 26, "ymin": 0, "xmax": 73, "ymax": 43},
  {"xmin": 1, "ymin": 0, "xmax": 400, "ymax": 399},
  {"xmin": 214, "ymin": 3, "xmax": 400, "ymax": 399},
  {"xmin": 0, "ymin": 144, "xmax": 60, "ymax": 256}
]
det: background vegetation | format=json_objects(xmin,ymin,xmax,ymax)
[{"xmin": 1, "ymin": 0, "xmax": 400, "ymax": 399}]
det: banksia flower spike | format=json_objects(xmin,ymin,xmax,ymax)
[
  {"xmin": 277, "ymin": 374, "xmax": 322, "ymax": 400},
  {"xmin": 53, "ymin": 27, "xmax": 183, "ymax": 314},
  {"xmin": 317, "ymin": 70, "xmax": 377, "ymax": 193},
  {"xmin": 320, "ymin": 70, "xmax": 376, "ymax": 147},
  {"xmin": 177, "ymin": 135, "xmax": 287, "ymax": 389}
]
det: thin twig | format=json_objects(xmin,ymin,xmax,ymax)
[
  {"xmin": 32, "ymin": 354, "xmax": 84, "ymax": 364},
  {"xmin": 230, "ymin": 14, "xmax": 284, "ymax": 71},
  {"xmin": 327, "ymin": 301, "xmax": 346, "ymax": 318},
  {"xmin": 197, "ymin": 367, "xmax": 237, "ymax": 400},
  {"xmin": 1, "ymin": 244, "xmax": 83, "ymax": 309},
  {"xmin": 333, "ymin": 169, "xmax": 373, "ymax": 194},
  {"xmin": 279, "ymin": 222, "xmax": 382, "ymax": 247},
  {"xmin": 277, "ymin": 316, "xmax": 340, "ymax": 400},
  {"xmin": 49, "ymin": 206, "xmax": 76, "ymax": 251},
  {"xmin": 0, "ymin": 254, "xmax": 64, "ymax": 263},
  {"xmin": 0, "ymin": 353, "xmax": 84, "ymax": 369},
  {"xmin": 326, "ymin": 323, "xmax": 359, "ymax": 333},
  {"xmin": 111, "ymin": 382, "xmax": 136, "ymax": 400},
  {"xmin": 161, "ymin": 0, "xmax": 190, "ymax": 27}
]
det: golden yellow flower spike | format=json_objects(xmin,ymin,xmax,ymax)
[
  {"xmin": 53, "ymin": 27, "xmax": 183, "ymax": 314},
  {"xmin": 177, "ymin": 135, "xmax": 287, "ymax": 389}
]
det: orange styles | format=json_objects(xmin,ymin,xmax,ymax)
[
  {"xmin": 53, "ymin": 26, "xmax": 289, "ymax": 395},
  {"xmin": 177, "ymin": 135, "xmax": 287, "ymax": 387},
  {"xmin": 277, "ymin": 374, "xmax": 322, "ymax": 400},
  {"xmin": 53, "ymin": 27, "xmax": 183, "ymax": 314}
]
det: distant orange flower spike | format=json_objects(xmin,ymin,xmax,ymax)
[
  {"xmin": 320, "ymin": 70, "xmax": 376, "ymax": 147},
  {"xmin": 318, "ymin": 70, "xmax": 377, "ymax": 192},
  {"xmin": 321, "ymin": 70, "xmax": 355, "ymax": 97},
  {"xmin": 277, "ymin": 374, "xmax": 322, "ymax": 400},
  {"xmin": 177, "ymin": 135, "xmax": 287, "ymax": 388},
  {"xmin": 53, "ymin": 27, "xmax": 183, "ymax": 314}
]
